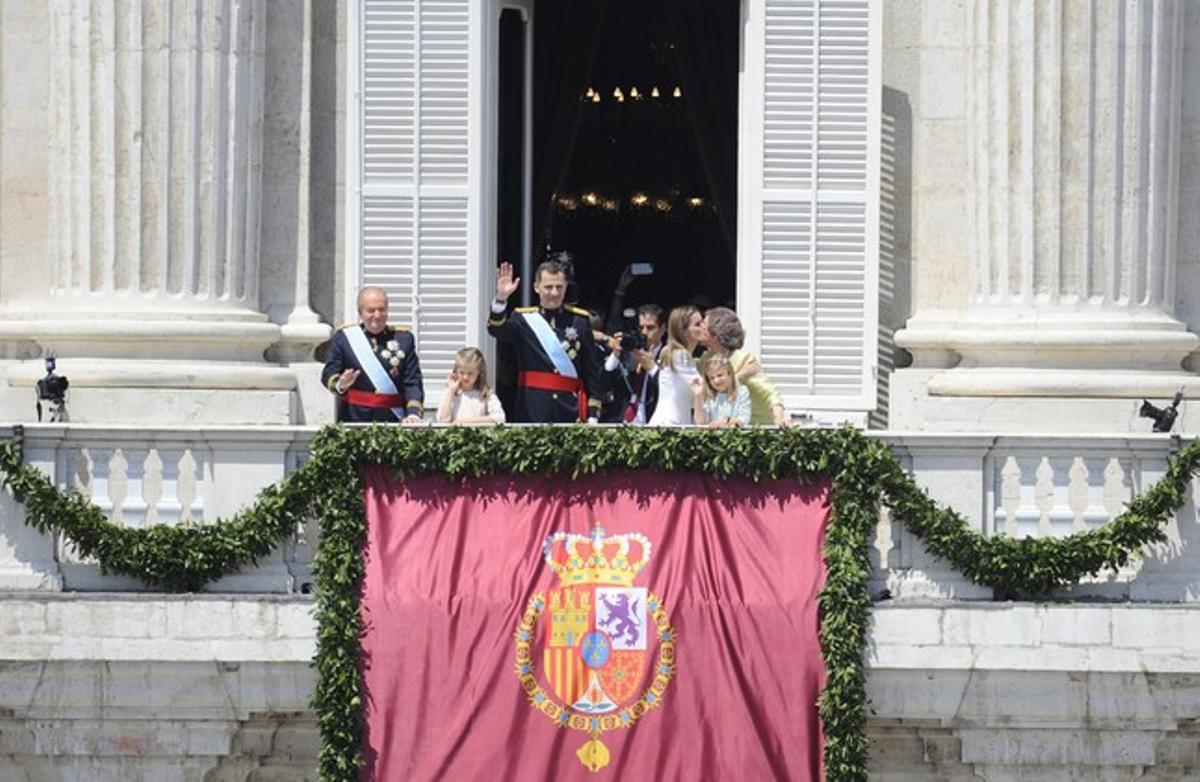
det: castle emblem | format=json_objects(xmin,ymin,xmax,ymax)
[{"xmin": 514, "ymin": 524, "xmax": 676, "ymax": 772}]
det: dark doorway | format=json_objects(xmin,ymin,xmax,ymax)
[
  {"xmin": 520, "ymin": 0, "xmax": 740, "ymax": 322},
  {"xmin": 492, "ymin": 0, "xmax": 739, "ymax": 418}
]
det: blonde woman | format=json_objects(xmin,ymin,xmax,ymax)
[
  {"xmin": 436, "ymin": 347, "xmax": 506, "ymax": 424},
  {"xmin": 648, "ymin": 306, "xmax": 705, "ymax": 425}
]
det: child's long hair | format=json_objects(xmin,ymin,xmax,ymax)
[
  {"xmin": 658, "ymin": 305, "xmax": 700, "ymax": 370},
  {"xmin": 698, "ymin": 353, "xmax": 739, "ymax": 398},
  {"xmin": 454, "ymin": 347, "xmax": 492, "ymax": 399}
]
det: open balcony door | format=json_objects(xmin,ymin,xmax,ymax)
[
  {"xmin": 347, "ymin": 0, "xmax": 881, "ymax": 423},
  {"xmin": 738, "ymin": 0, "xmax": 882, "ymax": 425}
]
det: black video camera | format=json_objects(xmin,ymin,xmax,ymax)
[
  {"xmin": 619, "ymin": 331, "xmax": 649, "ymax": 352},
  {"xmin": 618, "ymin": 307, "xmax": 648, "ymax": 352},
  {"xmin": 35, "ymin": 356, "xmax": 69, "ymax": 422},
  {"xmin": 1139, "ymin": 390, "xmax": 1183, "ymax": 433}
]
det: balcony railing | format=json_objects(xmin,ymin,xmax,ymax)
[{"xmin": 1, "ymin": 425, "xmax": 1195, "ymax": 601}]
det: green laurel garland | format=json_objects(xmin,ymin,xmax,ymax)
[{"xmin": 2, "ymin": 425, "xmax": 1198, "ymax": 782}]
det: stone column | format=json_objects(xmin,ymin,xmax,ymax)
[
  {"xmin": 274, "ymin": 0, "xmax": 333, "ymax": 359},
  {"xmin": 896, "ymin": 0, "xmax": 1198, "ymax": 426},
  {"xmin": 0, "ymin": 0, "xmax": 297, "ymax": 423}
]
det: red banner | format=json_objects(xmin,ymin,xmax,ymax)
[{"xmin": 359, "ymin": 469, "xmax": 830, "ymax": 780}]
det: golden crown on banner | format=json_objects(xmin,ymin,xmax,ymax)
[{"xmin": 542, "ymin": 524, "xmax": 652, "ymax": 587}]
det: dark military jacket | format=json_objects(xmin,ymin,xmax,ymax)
[
  {"xmin": 321, "ymin": 324, "xmax": 424, "ymax": 423},
  {"xmin": 487, "ymin": 305, "xmax": 602, "ymax": 423}
]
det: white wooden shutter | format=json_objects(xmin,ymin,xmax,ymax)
[
  {"xmin": 740, "ymin": 0, "xmax": 880, "ymax": 421},
  {"xmin": 351, "ymin": 0, "xmax": 475, "ymax": 399}
]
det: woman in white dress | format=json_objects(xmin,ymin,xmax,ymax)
[{"xmin": 648, "ymin": 306, "xmax": 705, "ymax": 425}]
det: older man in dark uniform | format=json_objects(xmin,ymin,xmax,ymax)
[
  {"xmin": 487, "ymin": 259, "xmax": 601, "ymax": 423},
  {"xmin": 322, "ymin": 286, "xmax": 424, "ymax": 422}
]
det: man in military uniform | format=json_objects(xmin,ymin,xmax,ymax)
[
  {"xmin": 488, "ymin": 259, "xmax": 602, "ymax": 423},
  {"xmin": 322, "ymin": 286, "xmax": 424, "ymax": 423}
]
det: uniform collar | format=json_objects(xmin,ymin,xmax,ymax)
[{"xmin": 361, "ymin": 323, "xmax": 389, "ymax": 339}]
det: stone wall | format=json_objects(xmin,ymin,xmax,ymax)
[
  {"xmin": 2, "ymin": 595, "xmax": 1198, "ymax": 780},
  {"xmin": 0, "ymin": 0, "xmax": 346, "ymax": 426},
  {"xmin": 886, "ymin": 0, "xmax": 1200, "ymax": 433}
]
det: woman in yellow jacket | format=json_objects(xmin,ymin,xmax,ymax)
[{"xmin": 699, "ymin": 307, "xmax": 790, "ymax": 426}]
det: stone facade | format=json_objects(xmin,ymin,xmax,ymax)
[
  {"xmin": 888, "ymin": 0, "xmax": 1200, "ymax": 433},
  {"xmin": 0, "ymin": 0, "xmax": 344, "ymax": 426},
  {"xmin": 1, "ymin": 0, "xmax": 1200, "ymax": 779},
  {"xmin": 3, "ymin": 596, "xmax": 1200, "ymax": 781}
]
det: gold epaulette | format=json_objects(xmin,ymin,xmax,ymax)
[
  {"xmin": 515, "ymin": 306, "xmax": 537, "ymax": 313},
  {"xmin": 389, "ymin": 324, "xmax": 411, "ymax": 332},
  {"xmin": 566, "ymin": 306, "xmax": 590, "ymax": 317}
]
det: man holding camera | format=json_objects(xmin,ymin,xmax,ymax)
[
  {"xmin": 603, "ymin": 304, "xmax": 666, "ymax": 424},
  {"xmin": 488, "ymin": 259, "xmax": 602, "ymax": 423}
]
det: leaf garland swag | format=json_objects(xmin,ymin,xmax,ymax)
[{"xmin": 1, "ymin": 426, "xmax": 1198, "ymax": 781}]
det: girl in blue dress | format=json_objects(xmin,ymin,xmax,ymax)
[{"xmin": 690, "ymin": 354, "xmax": 751, "ymax": 427}]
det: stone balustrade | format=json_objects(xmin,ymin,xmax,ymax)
[
  {"xmin": 1, "ymin": 426, "xmax": 1198, "ymax": 779},
  {"xmin": 1, "ymin": 594, "xmax": 1198, "ymax": 779},
  {"xmin": 0, "ymin": 425, "xmax": 1196, "ymax": 601}
]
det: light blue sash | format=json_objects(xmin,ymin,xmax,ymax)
[
  {"xmin": 520, "ymin": 311, "xmax": 578, "ymax": 378},
  {"xmin": 345, "ymin": 325, "xmax": 406, "ymax": 420}
]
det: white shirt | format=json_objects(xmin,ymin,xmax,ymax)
[
  {"xmin": 648, "ymin": 350, "xmax": 698, "ymax": 426},
  {"xmin": 439, "ymin": 388, "xmax": 506, "ymax": 424}
]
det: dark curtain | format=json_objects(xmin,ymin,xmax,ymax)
[
  {"xmin": 665, "ymin": 0, "xmax": 740, "ymax": 262},
  {"xmin": 531, "ymin": 0, "xmax": 609, "ymax": 266}
]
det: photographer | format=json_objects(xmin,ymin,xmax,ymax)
[{"xmin": 603, "ymin": 304, "xmax": 666, "ymax": 424}]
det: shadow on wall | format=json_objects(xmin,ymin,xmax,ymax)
[
  {"xmin": 872, "ymin": 86, "xmax": 914, "ymax": 429},
  {"xmin": 1179, "ymin": 10, "xmax": 1200, "ymax": 373},
  {"xmin": 309, "ymin": 0, "xmax": 340, "ymax": 328}
]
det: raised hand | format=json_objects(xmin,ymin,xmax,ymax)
[
  {"xmin": 689, "ymin": 376, "xmax": 705, "ymax": 397},
  {"xmin": 496, "ymin": 261, "xmax": 521, "ymax": 300},
  {"xmin": 738, "ymin": 357, "xmax": 761, "ymax": 380},
  {"xmin": 336, "ymin": 368, "xmax": 361, "ymax": 393},
  {"xmin": 445, "ymin": 371, "xmax": 461, "ymax": 394}
]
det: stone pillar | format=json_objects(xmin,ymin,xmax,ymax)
[
  {"xmin": 895, "ymin": 0, "xmax": 1199, "ymax": 430},
  {"xmin": 0, "ymin": 0, "xmax": 297, "ymax": 424},
  {"xmin": 270, "ymin": 0, "xmax": 335, "ymax": 423}
]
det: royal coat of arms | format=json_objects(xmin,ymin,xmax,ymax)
[{"xmin": 514, "ymin": 524, "xmax": 676, "ymax": 772}]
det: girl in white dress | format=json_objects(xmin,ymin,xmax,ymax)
[
  {"xmin": 436, "ymin": 347, "xmax": 506, "ymax": 424},
  {"xmin": 648, "ymin": 306, "xmax": 705, "ymax": 425}
]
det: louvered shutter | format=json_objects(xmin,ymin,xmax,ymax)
[
  {"xmin": 740, "ymin": 0, "xmax": 880, "ymax": 421},
  {"xmin": 352, "ymin": 0, "xmax": 474, "ymax": 407}
]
